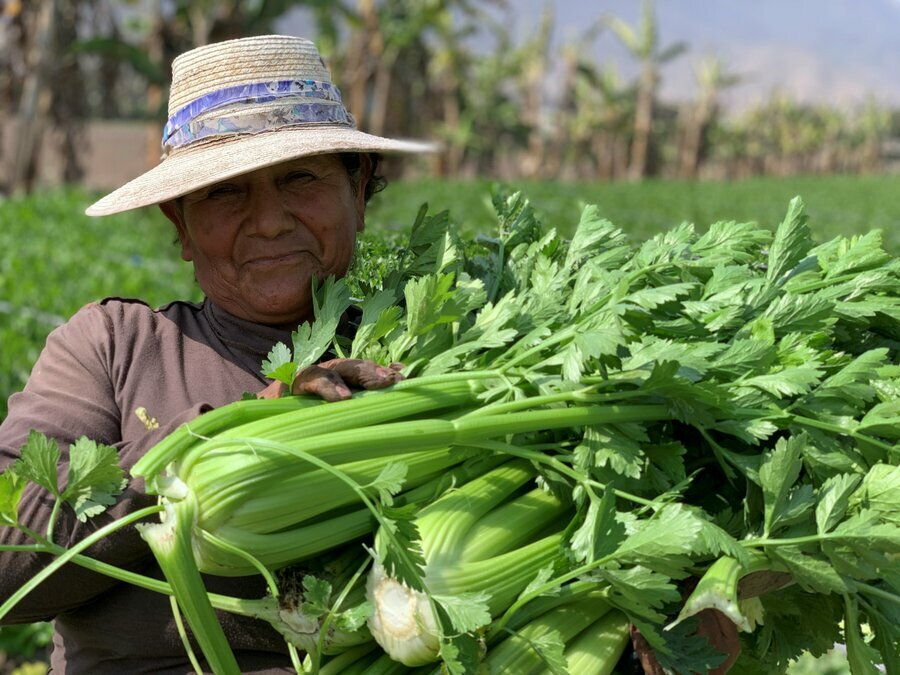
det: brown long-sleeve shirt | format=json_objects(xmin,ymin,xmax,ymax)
[{"xmin": 0, "ymin": 297, "xmax": 307, "ymax": 673}]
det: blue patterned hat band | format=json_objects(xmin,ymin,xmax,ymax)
[{"xmin": 161, "ymin": 79, "xmax": 354, "ymax": 155}]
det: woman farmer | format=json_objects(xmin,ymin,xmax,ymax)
[{"xmin": 0, "ymin": 35, "xmax": 433, "ymax": 673}]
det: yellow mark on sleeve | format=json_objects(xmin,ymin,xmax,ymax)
[{"xmin": 135, "ymin": 406, "xmax": 160, "ymax": 431}]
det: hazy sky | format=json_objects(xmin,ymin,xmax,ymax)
[
  {"xmin": 282, "ymin": 0, "xmax": 900, "ymax": 111},
  {"xmin": 494, "ymin": 0, "xmax": 900, "ymax": 110}
]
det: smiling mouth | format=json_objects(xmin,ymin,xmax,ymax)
[{"xmin": 246, "ymin": 252, "xmax": 309, "ymax": 266}]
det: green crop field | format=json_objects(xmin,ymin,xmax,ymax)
[
  {"xmin": 5, "ymin": 173, "xmax": 892, "ymax": 671},
  {"xmin": 2, "ymin": 174, "xmax": 898, "ymax": 421},
  {"xmin": 368, "ymin": 174, "xmax": 900, "ymax": 253}
]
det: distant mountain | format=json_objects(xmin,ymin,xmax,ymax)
[
  {"xmin": 504, "ymin": 0, "xmax": 900, "ymax": 111},
  {"xmin": 280, "ymin": 0, "xmax": 900, "ymax": 112}
]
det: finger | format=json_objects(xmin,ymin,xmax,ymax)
[
  {"xmin": 737, "ymin": 570, "xmax": 792, "ymax": 600},
  {"xmin": 257, "ymin": 380, "xmax": 288, "ymax": 400},
  {"xmin": 696, "ymin": 608, "xmax": 740, "ymax": 674},
  {"xmin": 292, "ymin": 365, "xmax": 352, "ymax": 402},
  {"xmin": 630, "ymin": 624, "xmax": 665, "ymax": 675},
  {"xmin": 319, "ymin": 359, "xmax": 404, "ymax": 390}
]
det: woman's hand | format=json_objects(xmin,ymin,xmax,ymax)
[
  {"xmin": 258, "ymin": 359, "xmax": 405, "ymax": 401},
  {"xmin": 630, "ymin": 570, "xmax": 791, "ymax": 674},
  {"xmin": 631, "ymin": 609, "xmax": 740, "ymax": 674}
]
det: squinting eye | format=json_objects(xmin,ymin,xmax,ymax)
[
  {"xmin": 285, "ymin": 171, "xmax": 314, "ymax": 183},
  {"xmin": 205, "ymin": 186, "xmax": 242, "ymax": 201}
]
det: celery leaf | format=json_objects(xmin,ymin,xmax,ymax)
[
  {"xmin": 519, "ymin": 565, "xmax": 558, "ymax": 601},
  {"xmin": 599, "ymin": 566, "xmax": 680, "ymax": 623},
  {"xmin": 741, "ymin": 366, "xmax": 823, "ymax": 399},
  {"xmin": 434, "ymin": 592, "xmax": 491, "ymax": 633},
  {"xmin": 767, "ymin": 196, "xmax": 813, "ymax": 284},
  {"xmin": 14, "ymin": 430, "xmax": 61, "ymax": 497},
  {"xmin": 650, "ymin": 616, "xmax": 729, "ymax": 674},
  {"xmin": 771, "ymin": 546, "xmax": 850, "ymax": 595},
  {"xmin": 334, "ymin": 601, "xmax": 372, "ymax": 633},
  {"xmin": 815, "ymin": 473, "xmax": 861, "ymax": 534},
  {"xmin": 843, "ymin": 596, "xmax": 883, "ymax": 675},
  {"xmin": 291, "ymin": 276, "xmax": 352, "ymax": 371},
  {"xmin": 379, "ymin": 504, "xmax": 426, "ymax": 592},
  {"xmin": 261, "ymin": 342, "xmax": 295, "ymax": 385},
  {"xmin": 851, "ymin": 463, "xmax": 900, "ymax": 525},
  {"xmin": 64, "ymin": 437, "xmax": 126, "ymax": 522},
  {"xmin": 614, "ymin": 505, "xmax": 704, "ymax": 562},
  {"xmin": 759, "ymin": 435, "xmax": 805, "ymax": 536},
  {"xmin": 350, "ymin": 288, "xmax": 400, "ymax": 359},
  {"xmin": 525, "ymin": 629, "xmax": 568, "ymax": 675},
  {"xmin": 366, "ymin": 461, "xmax": 407, "ymax": 506},
  {"xmin": 0, "ymin": 470, "xmax": 26, "ymax": 527},
  {"xmin": 298, "ymin": 575, "xmax": 332, "ymax": 618},
  {"xmin": 439, "ymin": 633, "xmax": 482, "ymax": 675},
  {"xmin": 570, "ymin": 488, "xmax": 625, "ymax": 565}
]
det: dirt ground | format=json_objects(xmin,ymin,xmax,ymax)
[{"xmin": 0, "ymin": 118, "xmax": 159, "ymax": 192}]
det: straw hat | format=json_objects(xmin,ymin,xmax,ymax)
[{"xmin": 86, "ymin": 35, "xmax": 435, "ymax": 216}]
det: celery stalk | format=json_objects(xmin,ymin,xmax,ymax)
[
  {"xmin": 456, "ymin": 486, "xmax": 568, "ymax": 561},
  {"xmin": 366, "ymin": 463, "xmax": 572, "ymax": 666},
  {"xmin": 539, "ymin": 609, "xmax": 631, "ymax": 675},
  {"xmin": 316, "ymin": 642, "xmax": 379, "ymax": 675},
  {"xmin": 137, "ymin": 498, "xmax": 241, "ymax": 675},
  {"xmin": 668, "ymin": 555, "xmax": 751, "ymax": 633},
  {"xmin": 483, "ymin": 598, "xmax": 613, "ymax": 673}
]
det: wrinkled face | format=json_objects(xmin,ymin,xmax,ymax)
[{"xmin": 161, "ymin": 154, "xmax": 368, "ymax": 327}]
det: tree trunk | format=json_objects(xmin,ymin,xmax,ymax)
[
  {"xmin": 368, "ymin": 45, "xmax": 397, "ymax": 138},
  {"xmin": 145, "ymin": 0, "xmax": 166, "ymax": 170},
  {"xmin": 52, "ymin": 0, "xmax": 85, "ymax": 184},
  {"xmin": 343, "ymin": 0, "xmax": 381, "ymax": 131},
  {"xmin": 679, "ymin": 97, "xmax": 713, "ymax": 180},
  {"xmin": 10, "ymin": 0, "xmax": 57, "ymax": 194},
  {"xmin": 628, "ymin": 65, "xmax": 656, "ymax": 181}
]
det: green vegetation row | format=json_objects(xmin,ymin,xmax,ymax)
[{"xmin": 2, "ymin": 175, "xmax": 899, "ymax": 422}]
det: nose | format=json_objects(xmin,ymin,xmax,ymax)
[{"xmin": 243, "ymin": 180, "xmax": 294, "ymax": 238}]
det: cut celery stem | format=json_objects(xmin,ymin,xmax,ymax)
[
  {"xmin": 191, "ymin": 402, "xmax": 667, "ymax": 528},
  {"xmin": 194, "ymin": 447, "xmax": 461, "ymax": 533},
  {"xmin": 668, "ymin": 556, "xmax": 751, "ymax": 633},
  {"xmin": 198, "ymin": 457, "xmax": 507, "ymax": 575},
  {"xmin": 138, "ymin": 499, "xmax": 241, "ymax": 675},
  {"xmin": 175, "ymin": 381, "xmax": 481, "ymax": 480},
  {"xmin": 199, "ymin": 381, "xmax": 479, "ymax": 449}
]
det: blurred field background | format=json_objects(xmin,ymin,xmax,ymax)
[{"xmin": 3, "ymin": 0, "xmax": 900, "ymax": 671}]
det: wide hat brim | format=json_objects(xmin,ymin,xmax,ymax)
[{"xmin": 85, "ymin": 125, "xmax": 436, "ymax": 216}]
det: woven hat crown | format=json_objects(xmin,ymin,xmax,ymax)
[
  {"xmin": 85, "ymin": 34, "xmax": 434, "ymax": 216},
  {"xmin": 167, "ymin": 35, "xmax": 334, "ymax": 116}
]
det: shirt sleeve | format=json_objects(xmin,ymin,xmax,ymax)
[{"xmin": 0, "ymin": 303, "xmax": 193, "ymax": 623}]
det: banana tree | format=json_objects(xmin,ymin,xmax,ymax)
[
  {"xmin": 677, "ymin": 54, "xmax": 740, "ymax": 179},
  {"xmin": 606, "ymin": 0, "xmax": 686, "ymax": 180}
]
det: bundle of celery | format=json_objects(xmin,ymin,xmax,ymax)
[{"xmin": 2, "ymin": 189, "xmax": 898, "ymax": 675}]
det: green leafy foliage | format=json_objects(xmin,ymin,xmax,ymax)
[
  {"xmin": 349, "ymin": 188, "xmax": 898, "ymax": 673},
  {"xmin": 4, "ymin": 185, "xmax": 900, "ymax": 673},
  {"xmin": 9, "ymin": 431, "xmax": 124, "ymax": 523}
]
